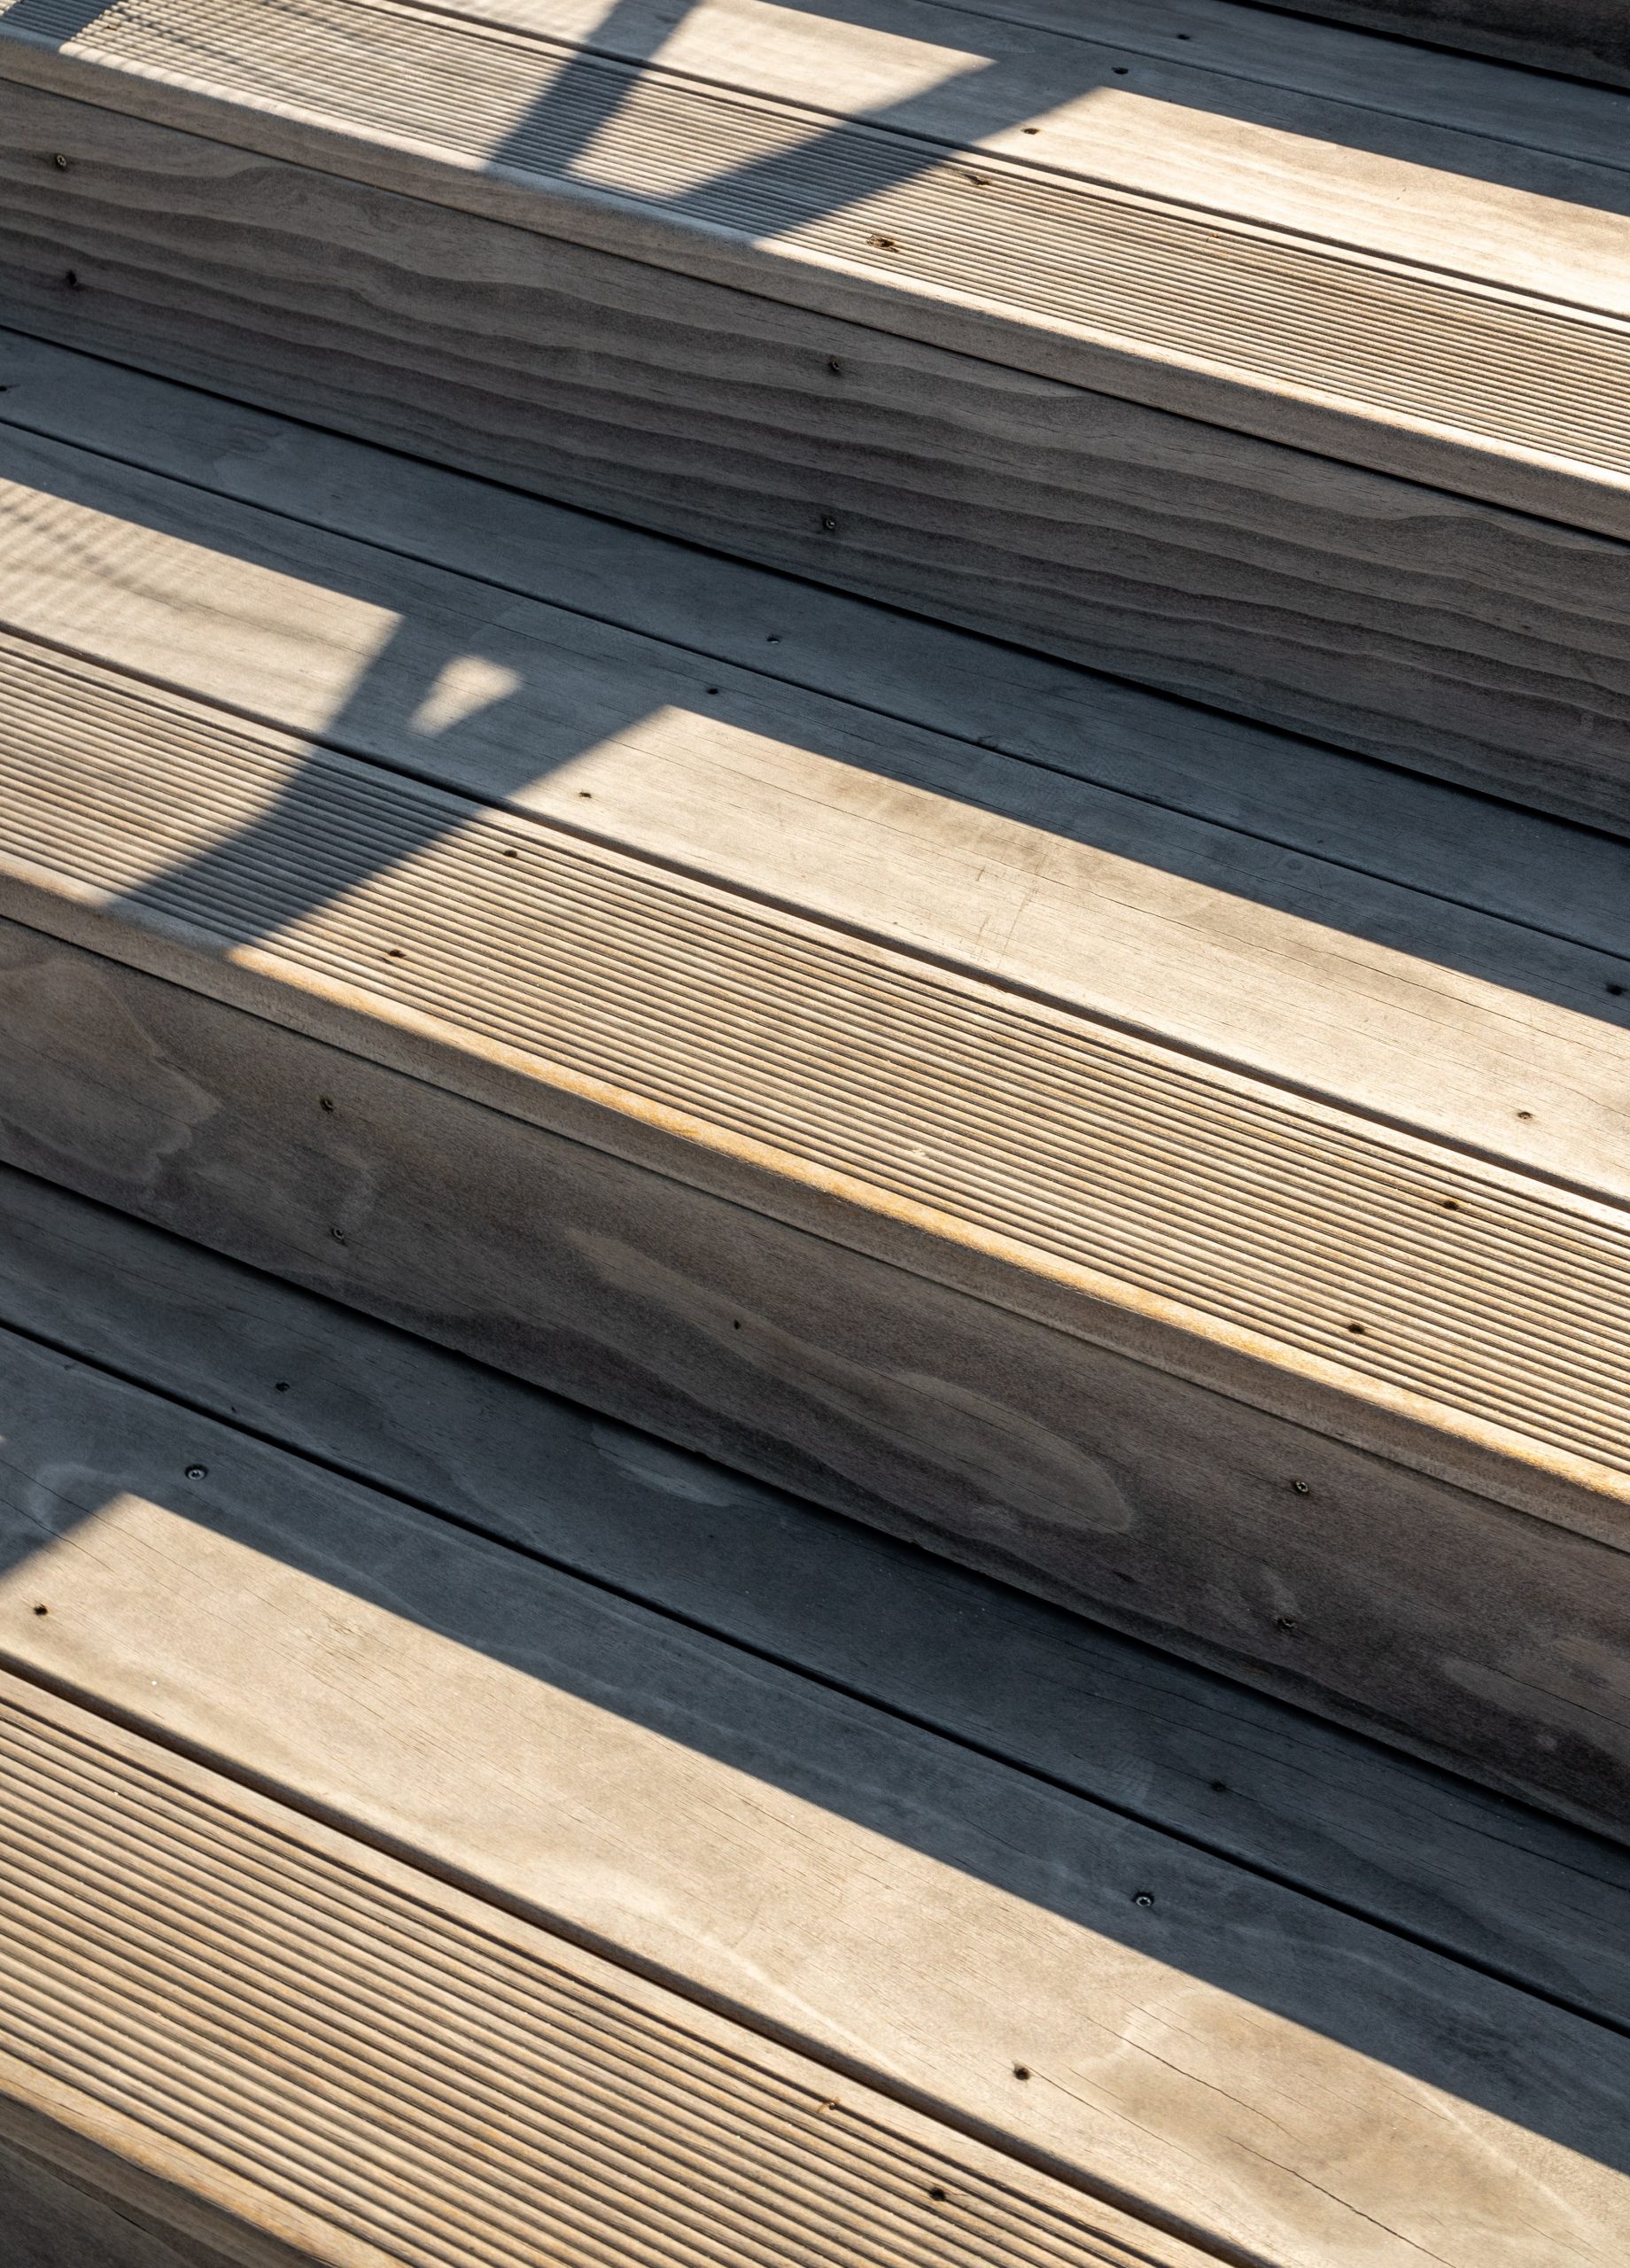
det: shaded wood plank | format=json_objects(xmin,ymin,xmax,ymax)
[
  {"xmin": 4, "ymin": 89, "xmax": 1630, "ymax": 827},
  {"xmin": 0, "ymin": 918, "xmax": 1625, "ymax": 1833},
  {"xmin": 0, "ymin": 1156, "xmax": 1626, "ymax": 2031},
  {"xmin": 5, "ymin": 325, "xmax": 1628, "ymax": 964},
  {"xmin": 1261, "ymin": 0, "xmax": 1630, "ymax": 87},
  {"xmin": 0, "ymin": 1330, "xmax": 1627, "ymax": 2264}
]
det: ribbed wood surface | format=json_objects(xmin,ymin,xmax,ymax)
[
  {"xmin": 6, "ymin": 629, "xmax": 1629, "ymax": 1495},
  {"xmin": 0, "ymin": 1677, "xmax": 1177, "ymax": 2268},
  {"xmin": 5, "ymin": 0, "xmax": 1629, "ymax": 511}
]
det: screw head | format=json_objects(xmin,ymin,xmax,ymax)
[
  {"xmin": 1291, "ymin": 1479, "xmax": 1311, "ymax": 1495},
  {"xmin": 185, "ymin": 1464, "xmax": 207, "ymax": 1481},
  {"xmin": 52, "ymin": 152, "xmax": 70, "ymax": 169},
  {"xmin": 1132, "ymin": 1890, "xmax": 1155, "ymax": 1907},
  {"xmin": 820, "ymin": 513, "xmax": 838, "ymax": 532}
]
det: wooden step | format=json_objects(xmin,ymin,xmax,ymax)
[
  {"xmin": 0, "ymin": 1190, "xmax": 1625, "ymax": 2265},
  {"xmin": 1267, "ymin": 1, "xmax": 1630, "ymax": 88},
  {"xmin": 4, "ymin": 0, "xmax": 1630, "ymax": 823},
  {"xmin": 0, "ymin": 335, "xmax": 1626, "ymax": 1835}
]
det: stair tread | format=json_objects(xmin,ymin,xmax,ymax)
[
  {"xmin": 1, "ymin": 1156, "xmax": 1625, "ymax": 2034},
  {"xmin": 4, "ymin": 0, "xmax": 1630, "ymax": 531},
  {"xmin": 0, "ymin": 1297, "xmax": 1626, "ymax": 2264}
]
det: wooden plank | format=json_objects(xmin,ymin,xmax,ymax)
[
  {"xmin": 5, "ymin": 92, "xmax": 1630, "ymax": 832},
  {"xmin": 0, "ymin": 1674, "xmax": 1214, "ymax": 2268},
  {"xmin": 6, "ymin": 617, "xmax": 1630, "ymax": 1521},
  {"xmin": 6, "ymin": 325, "xmax": 1629, "ymax": 965},
  {"xmin": 5, "ymin": 0, "xmax": 1630, "ymax": 537},
  {"xmin": 1258, "ymin": 1, "xmax": 1630, "ymax": 87},
  {"xmin": 1, "ymin": 1155, "xmax": 1626, "ymax": 2035},
  {"xmin": 0, "ymin": 1338, "xmax": 1626, "ymax": 2265},
  {"xmin": 0, "ymin": 411, "xmax": 1626, "ymax": 1212},
  {"xmin": 0, "ymin": 918, "xmax": 1626, "ymax": 1834}
]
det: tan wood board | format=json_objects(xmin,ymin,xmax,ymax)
[
  {"xmin": 4, "ymin": 89, "xmax": 1630, "ymax": 828},
  {"xmin": 6, "ymin": 0, "xmax": 1630, "ymax": 532},
  {"xmin": 5, "ymin": 324, "xmax": 1628, "ymax": 966},
  {"xmin": 0, "ymin": 918, "xmax": 1625, "ymax": 1833},
  {"xmin": 1, "ymin": 1156, "xmax": 1626, "ymax": 2034},
  {"xmin": 0, "ymin": 1343, "xmax": 1626, "ymax": 2264}
]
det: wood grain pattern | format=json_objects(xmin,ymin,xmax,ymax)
[
  {"xmin": 0, "ymin": 917, "xmax": 1625, "ymax": 1835},
  {"xmin": 0, "ymin": 1347, "xmax": 1626, "ymax": 2264},
  {"xmin": 4, "ymin": 88, "xmax": 1630, "ymax": 827},
  {"xmin": 2, "ymin": 1156, "xmax": 1626, "ymax": 2034},
  {"xmin": 1, "ymin": 411, "xmax": 1626, "ymax": 1216},
  {"xmin": 7, "ymin": 325, "xmax": 1629, "ymax": 963},
  {"xmin": 7, "ymin": 0, "xmax": 1630, "ymax": 535}
]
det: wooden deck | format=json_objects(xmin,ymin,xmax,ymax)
[{"xmin": 0, "ymin": 2, "xmax": 1626, "ymax": 2258}]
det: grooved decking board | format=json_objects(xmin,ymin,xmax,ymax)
[
  {"xmin": 1272, "ymin": 1, "xmax": 1630, "ymax": 86},
  {"xmin": 6, "ymin": 625, "xmax": 1630, "ymax": 1510},
  {"xmin": 6, "ymin": 0, "xmax": 1630, "ymax": 533},
  {"xmin": 6, "ymin": 91, "xmax": 1630, "ymax": 825},
  {"xmin": 2, "ymin": 898, "xmax": 1629, "ymax": 1832},
  {"xmin": 0, "ymin": 1367, "xmax": 1626, "ymax": 2267},
  {"xmin": 2, "ymin": 400, "xmax": 1628, "ymax": 1219},
  {"xmin": 2, "ymin": 1158, "xmax": 1626, "ymax": 2034},
  {"xmin": 7, "ymin": 326, "xmax": 1630, "ymax": 964},
  {"xmin": 0, "ymin": 1676, "xmax": 1213, "ymax": 2268}
]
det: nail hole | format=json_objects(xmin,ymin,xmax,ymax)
[
  {"xmin": 732, "ymin": 1319, "xmax": 742, "ymax": 1330},
  {"xmin": 1021, "ymin": 125, "xmax": 1038, "ymax": 134},
  {"xmin": 1441, "ymin": 1198, "xmax": 1460, "ymax": 1210},
  {"xmin": 765, "ymin": 633, "xmax": 781, "ymax": 643},
  {"xmin": 1013, "ymin": 2064, "xmax": 1030, "ymax": 2080},
  {"xmin": 275, "ymin": 1381, "xmax": 290, "ymax": 1392},
  {"xmin": 966, "ymin": 171, "xmax": 990, "ymax": 186},
  {"xmin": 1346, "ymin": 1321, "xmax": 1366, "ymax": 1334},
  {"xmin": 705, "ymin": 686, "xmax": 720, "ymax": 695},
  {"xmin": 385, "ymin": 946, "xmax": 405, "ymax": 959},
  {"xmin": 867, "ymin": 232, "xmax": 897, "ymax": 250},
  {"xmin": 65, "ymin": 269, "xmax": 81, "ymax": 288},
  {"xmin": 578, "ymin": 790, "xmax": 593, "ymax": 798},
  {"xmin": 1276, "ymin": 1614, "xmax": 1298, "ymax": 1633},
  {"xmin": 1209, "ymin": 1778, "xmax": 1228, "ymax": 1792},
  {"xmin": 33, "ymin": 1604, "xmax": 47, "ymax": 1616},
  {"xmin": 1608, "ymin": 983, "xmax": 1626, "ymax": 997},
  {"xmin": 319, "ymin": 1096, "xmax": 335, "ymax": 1112},
  {"xmin": 185, "ymin": 1464, "xmax": 207, "ymax": 1480},
  {"xmin": 1517, "ymin": 1109, "xmax": 1533, "ymax": 1121},
  {"xmin": 928, "ymin": 2187, "xmax": 948, "ymax": 2203},
  {"xmin": 827, "ymin": 357, "xmax": 842, "ymax": 374},
  {"xmin": 1113, "ymin": 65, "xmax": 1129, "ymax": 74},
  {"xmin": 330, "ymin": 1227, "xmax": 347, "ymax": 1244},
  {"xmin": 502, "ymin": 844, "xmax": 519, "ymax": 856}
]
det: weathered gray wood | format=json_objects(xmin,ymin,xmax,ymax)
[
  {"xmin": 1, "ymin": 410, "xmax": 1626, "ymax": 1210},
  {"xmin": 0, "ymin": 2137, "xmax": 247, "ymax": 2268},
  {"xmin": 2, "ymin": 1156, "xmax": 1626, "ymax": 2032},
  {"xmin": 6, "ymin": 0, "xmax": 1630, "ymax": 538},
  {"xmin": 0, "ymin": 1331, "xmax": 1626, "ymax": 2264},
  {"xmin": 0, "ymin": 918, "xmax": 1625, "ymax": 1835},
  {"xmin": 1266, "ymin": 0, "xmax": 1630, "ymax": 87},
  {"xmin": 6, "ymin": 326, "xmax": 1629, "ymax": 963},
  {"xmin": 5, "ymin": 89, "xmax": 1630, "ymax": 827}
]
